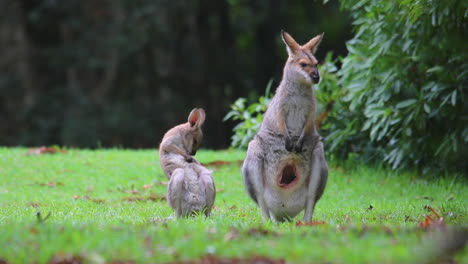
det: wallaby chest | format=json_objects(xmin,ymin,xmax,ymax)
[{"xmin": 281, "ymin": 94, "xmax": 313, "ymax": 136}]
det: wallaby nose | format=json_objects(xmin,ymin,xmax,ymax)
[
  {"xmin": 311, "ymin": 72, "xmax": 320, "ymax": 84},
  {"xmin": 191, "ymin": 150, "xmax": 197, "ymax": 156}
]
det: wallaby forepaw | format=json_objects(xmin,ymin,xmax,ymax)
[
  {"xmin": 285, "ymin": 137, "xmax": 294, "ymax": 152},
  {"xmin": 293, "ymin": 141, "xmax": 304, "ymax": 153}
]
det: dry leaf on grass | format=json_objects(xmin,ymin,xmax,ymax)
[
  {"xmin": 200, "ymin": 255, "xmax": 285, "ymax": 264},
  {"xmin": 143, "ymin": 184, "xmax": 153, "ymax": 190},
  {"xmin": 26, "ymin": 146, "xmax": 67, "ymax": 155},
  {"xmin": 201, "ymin": 160, "xmax": 244, "ymax": 168},
  {"xmin": 296, "ymin": 220, "xmax": 327, "ymax": 227},
  {"xmin": 49, "ymin": 253, "xmax": 83, "ymax": 264},
  {"xmin": 30, "ymin": 182, "xmax": 64, "ymax": 187},
  {"xmin": 418, "ymin": 205, "xmax": 445, "ymax": 229},
  {"xmin": 122, "ymin": 194, "xmax": 166, "ymax": 202}
]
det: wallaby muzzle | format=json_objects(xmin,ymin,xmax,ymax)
[{"xmin": 311, "ymin": 69, "xmax": 320, "ymax": 84}]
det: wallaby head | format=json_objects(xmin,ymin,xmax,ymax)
[
  {"xmin": 184, "ymin": 108, "xmax": 205, "ymax": 155},
  {"xmin": 281, "ymin": 30, "xmax": 324, "ymax": 85}
]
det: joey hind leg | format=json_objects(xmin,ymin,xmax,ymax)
[
  {"xmin": 194, "ymin": 165, "xmax": 216, "ymax": 217},
  {"xmin": 242, "ymin": 139, "xmax": 271, "ymax": 221},
  {"xmin": 167, "ymin": 168, "xmax": 185, "ymax": 218},
  {"xmin": 303, "ymin": 141, "xmax": 328, "ymax": 222}
]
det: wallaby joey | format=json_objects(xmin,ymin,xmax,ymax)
[
  {"xmin": 159, "ymin": 108, "xmax": 215, "ymax": 217},
  {"xmin": 242, "ymin": 31, "xmax": 328, "ymax": 222}
]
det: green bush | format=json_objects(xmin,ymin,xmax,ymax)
[
  {"xmin": 223, "ymin": 80, "xmax": 273, "ymax": 148},
  {"xmin": 334, "ymin": 0, "xmax": 468, "ymax": 172}
]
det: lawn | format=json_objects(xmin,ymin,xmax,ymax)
[{"xmin": 0, "ymin": 147, "xmax": 466, "ymax": 264}]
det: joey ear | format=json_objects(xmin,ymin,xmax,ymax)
[
  {"xmin": 188, "ymin": 108, "xmax": 206, "ymax": 128},
  {"xmin": 303, "ymin": 32, "xmax": 324, "ymax": 54},
  {"xmin": 281, "ymin": 30, "xmax": 300, "ymax": 56},
  {"xmin": 188, "ymin": 108, "xmax": 199, "ymax": 127},
  {"xmin": 196, "ymin": 108, "xmax": 206, "ymax": 128}
]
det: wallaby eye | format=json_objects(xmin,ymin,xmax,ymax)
[
  {"xmin": 193, "ymin": 139, "xmax": 198, "ymax": 145},
  {"xmin": 300, "ymin": 63, "xmax": 308, "ymax": 68}
]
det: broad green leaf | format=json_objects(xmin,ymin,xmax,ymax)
[{"xmin": 395, "ymin": 99, "xmax": 417, "ymax": 109}]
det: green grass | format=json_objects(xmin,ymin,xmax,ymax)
[{"xmin": 0, "ymin": 147, "xmax": 466, "ymax": 264}]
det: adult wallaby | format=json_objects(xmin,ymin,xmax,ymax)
[
  {"xmin": 242, "ymin": 31, "xmax": 328, "ymax": 222},
  {"xmin": 159, "ymin": 108, "xmax": 216, "ymax": 218}
]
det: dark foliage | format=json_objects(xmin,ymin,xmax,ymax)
[{"xmin": 0, "ymin": 0, "xmax": 351, "ymax": 148}]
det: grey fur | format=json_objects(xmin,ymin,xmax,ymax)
[
  {"xmin": 242, "ymin": 31, "xmax": 328, "ymax": 222},
  {"xmin": 159, "ymin": 108, "xmax": 216, "ymax": 218}
]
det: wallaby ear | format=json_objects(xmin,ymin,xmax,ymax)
[
  {"xmin": 188, "ymin": 108, "xmax": 199, "ymax": 127},
  {"xmin": 303, "ymin": 32, "xmax": 324, "ymax": 54},
  {"xmin": 281, "ymin": 30, "xmax": 300, "ymax": 56},
  {"xmin": 188, "ymin": 108, "xmax": 206, "ymax": 128}
]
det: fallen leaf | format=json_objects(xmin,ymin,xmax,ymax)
[
  {"xmin": 0, "ymin": 258, "xmax": 8, "ymax": 264},
  {"xmin": 73, "ymin": 195, "xmax": 79, "ymax": 200},
  {"xmin": 25, "ymin": 146, "xmax": 67, "ymax": 155},
  {"xmin": 28, "ymin": 202, "xmax": 41, "ymax": 208},
  {"xmin": 143, "ymin": 184, "xmax": 153, "ymax": 190},
  {"xmin": 49, "ymin": 253, "xmax": 83, "ymax": 264},
  {"xmin": 228, "ymin": 205, "xmax": 237, "ymax": 210},
  {"xmin": 416, "ymin": 196, "xmax": 434, "ymax": 201},
  {"xmin": 91, "ymin": 198, "xmax": 106, "ymax": 204},
  {"xmin": 122, "ymin": 194, "xmax": 166, "ymax": 202},
  {"xmin": 368, "ymin": 205, "xmax": 374, "ymax": 211},
  {"xmin": 32, "ymin": 181, "xmax": 64, "ymax": 188},
  {"xmin": 296, "ymin": 220, "xmax": 327, "ymax": 226},
  {"xmin": 216, "ymin": 189, "xmax": 224, "ymax": 193},
  {"xmin": 200, "ymin": 255, "xmax": 285, "ymax": 264},
  {"xmin": 29, "ymin": 227, "xmax": 37, "ymax": 235},
  {"xmin": 158, "ymin": 181, "xmax": 168, "ymax": 186},
  {"xmin": 418, "ymin": 206, "xmax": 445, "ymax": 229},
  {"xmin": 201, "ymin": 160, "xmax": 244, "ymax": 168}
]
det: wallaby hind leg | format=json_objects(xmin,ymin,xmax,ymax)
[
  {"xmin": 194, "ymin": 164, "xmax": 216, "ymax": 217},
  {"xmin": 303, "ymin": 141, "xmax": 328, "ymax": 222},
  {"xmin": 242, "ymin": 139, "xmax": 271, "ymax": 221},
  {"xmin": 167, "ymin": 168, "xmax": 185, "ymax": 218}
]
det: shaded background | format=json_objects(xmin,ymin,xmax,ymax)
[{"xmin": 0, "ymin": 0, "xmax": 351, "ymax": 149}]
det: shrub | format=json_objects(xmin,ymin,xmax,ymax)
[
  {"xmin": 223, "ymin": 80, "xmax": 273, "ymax": 148},
  {"xmin": 334, "ymin": 0, "xmax": 468, "ymax": 172}
]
